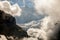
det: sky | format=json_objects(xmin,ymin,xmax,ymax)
[{"xmin": 9, "ymin": 0, "xmax": 34, "ymax": 7}]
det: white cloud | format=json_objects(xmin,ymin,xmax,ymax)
[{"xmin": 0, "ymin": 1, "xmax": 22, "ymax": 16}]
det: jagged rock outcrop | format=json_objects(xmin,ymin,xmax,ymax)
[{"xmin": 0, "ymin": 10, "xmax": 28, "ymax": 40}]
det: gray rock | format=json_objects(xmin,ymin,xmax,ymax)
[{"xmin": 0, "ymin": 10, "xmax": 29, "ymax": 40}]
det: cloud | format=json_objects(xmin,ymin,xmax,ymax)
[{"xmin": 0, "ymin": 1, "xmax": 22, "ymax": 16}]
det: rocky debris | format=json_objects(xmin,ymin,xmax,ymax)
[{"xmin": 0, "ymin": 10, "xmax": 29, "ymax": 40}]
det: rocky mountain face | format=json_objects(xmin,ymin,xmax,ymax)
[{"xmin": 0, "ymin": 10, "xmax": 29, "ymax": 40}]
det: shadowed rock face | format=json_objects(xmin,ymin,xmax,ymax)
[{"xmin": 0, "ymin": 10, "xmax": 28, "ymax": 40}]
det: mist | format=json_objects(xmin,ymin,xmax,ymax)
[{"xmin": 0, "ymin": 0, "xmax": 60, "ymax": 40}]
